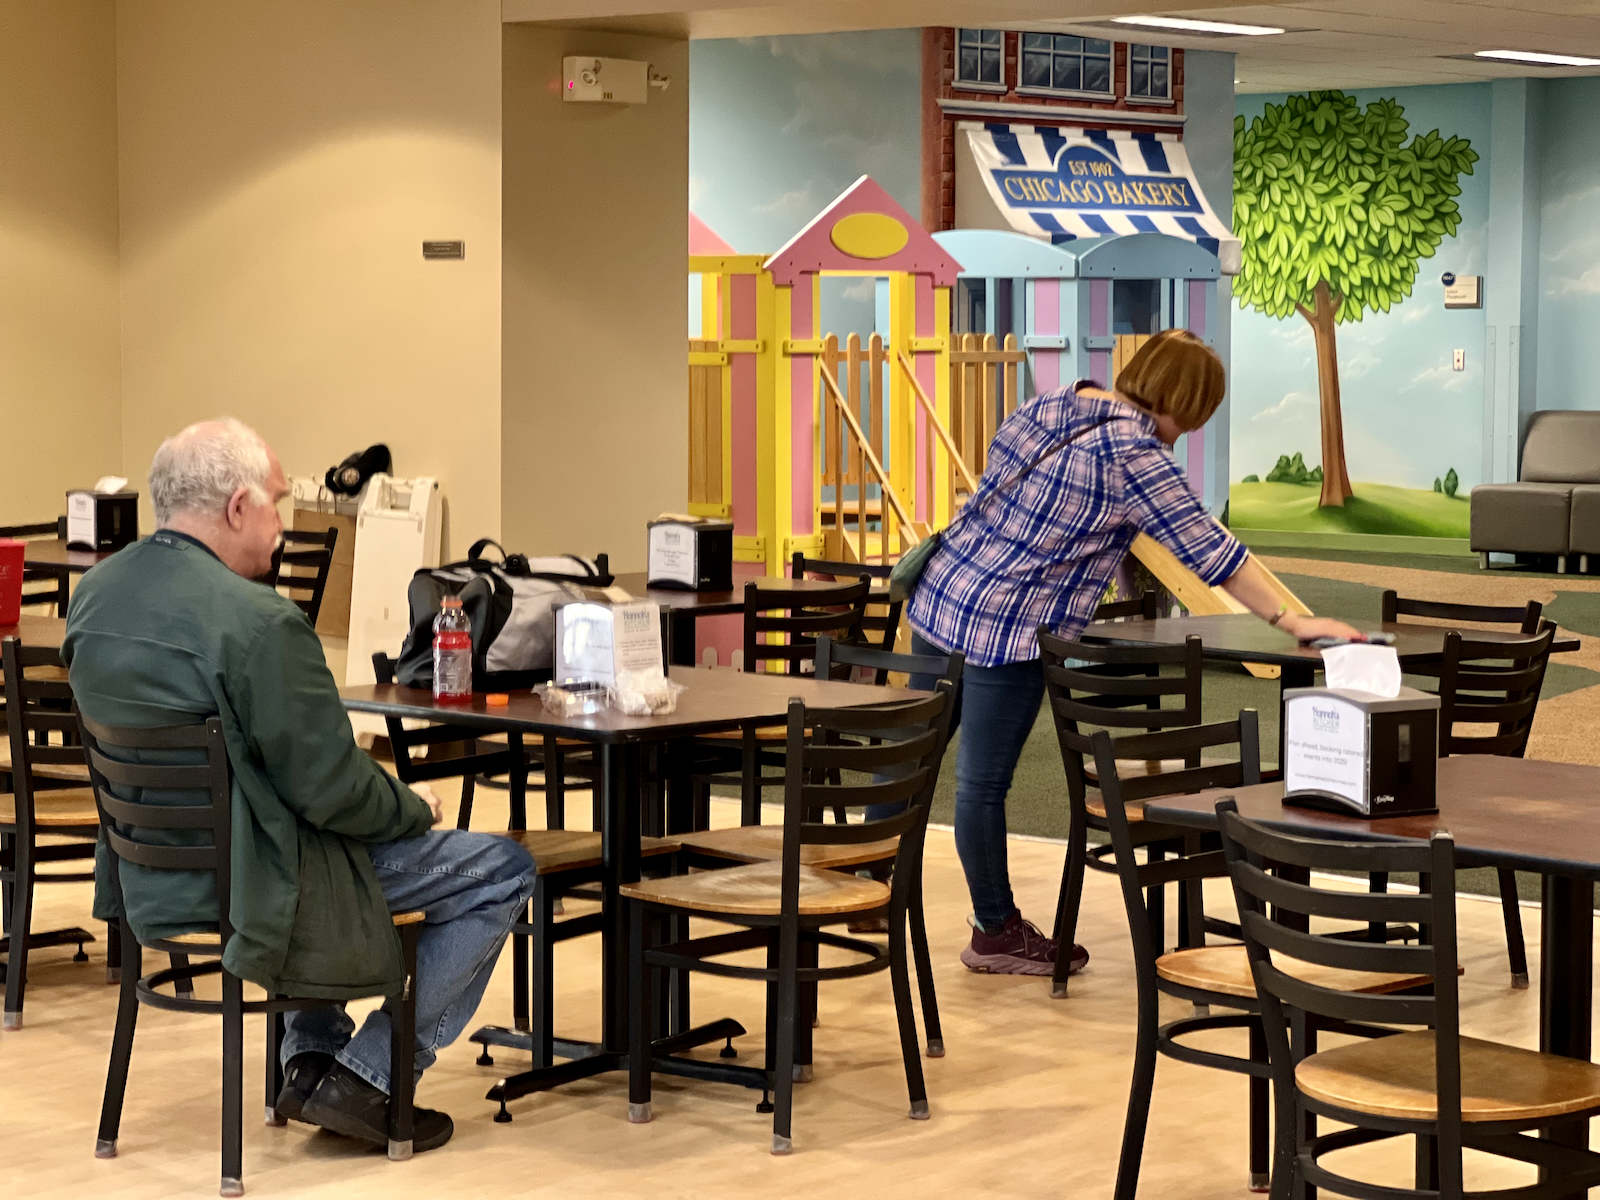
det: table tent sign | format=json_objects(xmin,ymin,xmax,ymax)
[{"xmin": 961, "ymin": 123, "xmax": 1241, "ymax": 275}]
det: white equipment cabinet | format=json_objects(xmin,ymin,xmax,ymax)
[{"xmin": 345, "ymin": 474, "xmax": 442, "ymax": 686}]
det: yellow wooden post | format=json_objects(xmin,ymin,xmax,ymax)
[
  {"xmin": 887, "ymin": 271, "xmax": 915, "ymax": 540},
  {"xmin": 768, "ymin": 281, "xmax": 793, "ymax": 578},
  {"xmin": 749, "ymin": 270, "xmax": 779, "ymax": 575},
  {"xmin": 932, "ymin": 283, "xmax": 953, "ymax": 529}
]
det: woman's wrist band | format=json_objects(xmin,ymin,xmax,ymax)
[{"xmin": 1268, "ymin": 605, "xmax": 1289, "ymax": 627}]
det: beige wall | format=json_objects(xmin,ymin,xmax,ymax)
[
  {"xmin": 0, "ymin": 1, "xmax": 120, "ymax": 526},
  {"xmin": 502, "ymin": 25, "xmax": 688, "ymax": 571},
  {"xmin": 116, "ymin": 0, "xmax": 503, "ymax": 556}
]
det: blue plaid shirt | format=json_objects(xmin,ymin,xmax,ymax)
[{"xmin": 907, "ymin": 385, "xmax": 1248, "ymax": 668}]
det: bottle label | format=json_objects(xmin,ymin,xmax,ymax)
[{"xmin": 435, "ymin": 631, "xmax": 471, "ymax": 650}]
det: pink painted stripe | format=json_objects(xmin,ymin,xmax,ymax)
[
  {"xmin": 1035, "ymin": 350, "xmax": 1060, "ymax": 394},
  {"xmin": 1186, "ymin": 425, "xmax": 1206, "ymax": 494},
  {"xmin": 1187, "ymin": 280, "xmax": 1207, "ymax": 338},
  {"xmin": 1034, "ymin": 278, "xmax": 1059, "ymax": 336},
  {"xmin": 1090, "ymin": 280, "xmax": 1110, "ymax": 338}
]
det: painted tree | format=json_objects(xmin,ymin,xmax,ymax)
[{"xmin": 1234, "ymin": 92, "xmax": 1477, "ymax": 507}]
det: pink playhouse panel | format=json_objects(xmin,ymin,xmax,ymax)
[
  {"xmin": 764, "ymin": 176, "xmax": 963, "ymax": 287},
  {"xmin": 730, "ymin": 272, "xmax": 759, "ymax": 536},
  {"xmin": 1089, "ymin": 280, "xmax": 1111, "ymax": 388},
  {"xmin": 789, "ymin": 282, "xmax": 814, "ymax": 534},
  {"xmin": 1032, "ymin": 279, "xmax": 1060, "ymax": 394}
]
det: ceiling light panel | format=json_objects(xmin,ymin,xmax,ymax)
[{"xmin": 1110, "ymin": 15, "xmax": 1287, "ymax": 36}]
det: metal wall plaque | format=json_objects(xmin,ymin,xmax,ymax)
[{"xmin": 422, "ymin": 241, "xmax": 465, "ymax": 260}]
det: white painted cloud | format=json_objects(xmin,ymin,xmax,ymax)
[
  {"xmin": 1341, "ymin": 347, "xmax": 1381, "ymax": 380},
  {"xmin": 755, "ymin": 187, "xmax": 820, "ymax": 218},
  {"xmin": 1406, "ymin": 363, "xmax": 1475, "ymax": 392},
  {"xmin": 1252, "ymin": 390, "xmax": 1316, "ymax": 422},
  {"xmin": 689, "ymin": 174, "xmax": 710, "ymax": 211},
  {"xmin": 1547, "ymin": 261, "xmax": 1600, "ymax": 298},
  {"xmin": 839, "ymin": 277, "xmax": 876, "ymax": 302}
]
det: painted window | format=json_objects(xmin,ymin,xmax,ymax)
[
  {"xmin": 1128, "ymin": 44, "xmax": 1171, "ymax": 99},
  {"xmin": 1020, "ymin": 34, "xmax": 1112, "ymax": 96},
  {"xmin": 956, "ymin": 29, "xmax": 1004, "ymax": 87}
]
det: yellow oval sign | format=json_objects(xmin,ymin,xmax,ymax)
[{"xmin": 830, "ymin": 212, "xmax": 909, "ymax": 260}]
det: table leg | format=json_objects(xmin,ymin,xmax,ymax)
[
  {"xmin": 601, "ymin": 743, "xmax": 643, "ymax": 1053},
  {"xmin": 1539, "ymin": 873, "xmax": 1593, "ymax": 1194},
  {"xmin": 668, "ymin": 613, "xmax": 698, "ymax": 668}
]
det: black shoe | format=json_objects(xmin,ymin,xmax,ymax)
[
  {"xmin": 276, "ymin": 1052, "xmax": 335, "ymax": 1124},
  {"xmin": 301, "ymin": 1062, "xmax": 454, "ymax": 1153}
]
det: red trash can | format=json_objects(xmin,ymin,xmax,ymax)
[{"xmin": 0, "ymin": 539, "xmax": 23, "ymax": 626}]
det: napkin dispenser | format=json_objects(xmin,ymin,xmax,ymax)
[
  {"xmin": 554, "ymin": 599, "xmax": 666, "ymax": 686},
  {"xmin": 647, "ymin": 516, "xmax": 732, "ymax": 591},
  {"xmin": 66, "ymin": 487, "xmax": 139, "ymax": 552},
  {"xmin": 1283, "ymin": 685, "xmax": 1440, "ymax": 817}
]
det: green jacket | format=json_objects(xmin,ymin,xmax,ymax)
[{"xmin": 62, "ymin": 530, "xmax": 433, "ymax": 999}]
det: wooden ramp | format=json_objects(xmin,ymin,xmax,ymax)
[{"xmin": 1129, "ymin": 532, "xmax": 1309, "ymax": 681}]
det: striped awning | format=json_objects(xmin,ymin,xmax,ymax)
[{"xmin": 964, "ymin": 124, "xmax": 1240, "ymax": 275}]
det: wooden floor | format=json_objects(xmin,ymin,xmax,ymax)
[{"xmin": 0, "ymin": 780, "xmax": 1582, "ymax": 1198}]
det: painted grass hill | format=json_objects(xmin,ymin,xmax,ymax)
[{"xmin": 1229, "ymin": 479, "xmax": 1469, "ymax": 538}]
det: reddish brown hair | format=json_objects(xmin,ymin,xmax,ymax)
[{"xmin": 1115, "ymin": 329, "xmax": 1226, "ymax": 431}]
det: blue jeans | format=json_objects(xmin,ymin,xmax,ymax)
[
  {"xmin": 281, "ymin": 829, "xmax": 538, "ymax": 1094},
  {"xmin": 865, "ymin": 633, "xmax": 1041, "ymax": 933}
]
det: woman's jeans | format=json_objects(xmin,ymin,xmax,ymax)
[
  {"xmin": 280, "ymin": 829, "xmax": 538, "ymax": 1094},
  {"xmin": 866, "ymin": 632, "xmax": 1044, "ymax": 935}
]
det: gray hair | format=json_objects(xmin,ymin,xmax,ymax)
[{"xmin": 149, "ymin": 418, "xmax": 273, "ymax": 526}]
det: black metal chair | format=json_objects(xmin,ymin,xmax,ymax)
[
  {"xmin": 265, "ymin": 527, "xmax": 339, "ymax": 625},
  {"xmin": 1039, "ymin": 627, "xmax": 1210, "ymax": 998},
  {"xmin": 1093, "ymin": 589, "xmax": 1160, "ymax": 622},
  {"xmin": 2, "ymin": 637, "xmax": 99, "ymax": 1027},
  {"xmin": 1218, "ymin": 800, "xmax": 1600, "ymax": 1200},
  {"xmin": 669, "ymin": 635, "xmax": 963, "ymax": 1056},
  {"xmin": 0, "ymin": 521, "xmax": 69, "ymax": 615},
  {"xmin": 1425, "ymin": 620, "xmax": 1554, "ymax": 990},
  {"xmin": 791, "ymin": 553, "xmax": 903, "ymax": 649},
  {"xmin": 624, "ymin": 683, "xmax": 957, "ymax": 1154},
  {"xmin": 692, "ymin": 577, "xmax": 872, "ymax": 825},
  {"xmin": 78, "ymin": 710, "xmax": 423, "ymax": 1194},
  {"xmin": 1088, "ymin": 721, "xmax": 1438, "ymax": 1198}
]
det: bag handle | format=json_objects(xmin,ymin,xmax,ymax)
[{"xmin": 967, "ymin": 413, "xmax": 1129, "ymax": 520}]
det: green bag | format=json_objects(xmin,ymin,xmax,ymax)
[{"xmin": 887, "ymin": 530, "xmax": 941, "ymax": 604}]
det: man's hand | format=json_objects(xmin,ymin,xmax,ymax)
[
  {"xmin": 412, "ymin": 783, "xmax": 445, "ymax": 827},
  {"xmin": 1281, "ymin": 614, "xmax": 1365, "ymax": 644}
]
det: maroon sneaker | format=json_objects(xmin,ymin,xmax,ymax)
[{"xmin": 959, "ymin": 912, "xmax": 1089, "ymax": 977}]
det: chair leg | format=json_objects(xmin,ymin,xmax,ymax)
[
  {"xmin": 388, "ymin": 921, "xmax": 418, "ymax": 1160},
  {"xmin": 171, "ymin": 953, "xmax": 195, "ymax": 999},
  {"xmin": 692, "ymin": 781, "xmax": 710, "ymax": 833},
  {"xmin": 1367, "ymin": 871, "xmax": 1388, "ymax": 942},
  {"xmin": 1497, "ymin": 868, "xmax": 1529, "ymax": 988},
  {"xmin": 908, "ymin": 874, "xmax": 944, "ymax": 1056},
  {"xmin": 1248, "ymin": 1020, "xmax": 1270, "ymax": 1192},
  {"xmin": 456, "ymin": 773, "xmax": 476, "ymax": 831},
  {"xmin": 512, "ymin": 897, "xmax": 531, "ymax": 1035},
  {"xmin": 220, "ymin": 972, "xmax": 244, "ymax": 1197},
  {"xmin": 96, "ymin": 924, "xmax": 141, "ymax": 1159},
  {"xmin": 265, "ymin": 1008, "xmax": 287, "ymax": 1126},
  {"xmin": 740, "ymin": 730, "xmax": 760, "ymax": 826},
  {"xmin": 1144, "ymin": 845, "xmax": 1167, "ymax": 958},
  {"xmin": 669, "ymin": 909, "xmax": 692, "ymax": 1038},
  {"xmin": 0, "ymin": 831, "xmax": 12, "ymax": 934},
  {"xmin": 1112, "ymin": 982, "xmax": 1160, "ymax": 1200},
  {"xmin": 1179, "ymin": 834, "xmax": 1205, "ymax": 950},
  {"xmin": 1051, "ymin": 802, "xmax": 1090, "ymax": 999},
  {"xmin": 1414, "ymin": 1133, "xmax": 1439, "ymax": 1190},
  {"xmin": 770, "ymin": 925, "xmax": 801, "ymax": 1155},
  {"xmin": 3, "ymin": 828, "xmax": 35, "ymax": 1029},
  {"xmin": 627, "ymin": 902, "xmax": 653, "ymax": 1123},
  {"xmin": 105, "ymin": 918, "xmax": 122, "ymax": 984},
  {"xmin": 794, "ymin": 935, "xmax": 816, "ymax": 1083},
  {"xmin": 543, "ymin": 737, "xmax": 564, "ymax": 830},
  {"xmin": 887, "ymin": 913, "xmax": 929, "ymax": 1126}
]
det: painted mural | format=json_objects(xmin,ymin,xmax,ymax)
[{"xmin": 1230, "ymin": 87, "xmax": 1485, "ymax": 539}]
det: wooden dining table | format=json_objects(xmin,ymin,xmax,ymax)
[
  {"xmin": 0, "ymin": 615, "xmax": 67, "ymax": 652},
  {"xmin": 18, "ymin": 540, "xmax": 118, "ymax": 618},
  {"xmin": 1146, "ymin": 755, "xmax": 1600, "ymax": 1194},
  {"xmin": 340, "ymin": 664, "xmax": 926, "ymax": 1113},
  {"xmin": 609, "ymin": 572, "xmax": 891, "ymax": 666}
]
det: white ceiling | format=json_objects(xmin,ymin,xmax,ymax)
[{"xmin": 502, "ymin": 0, "xmax": 1600, "ymax": 93}]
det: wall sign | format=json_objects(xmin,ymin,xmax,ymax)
[
  {"xmin": 1441, "ymin": 272, "xmax": 1481, "ymax": 308},
  {"xmin": 423, "ymin": 241, "xmax": 465, "ymax": 260}
]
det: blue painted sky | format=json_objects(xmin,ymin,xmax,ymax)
[
  {"xmin": 1537, "ymin": 77, "xmax": 1600, "ymax": 409},
  {"xmin": 1231, "ymin": 84, "xmax": 1491, "ymax": 490}
]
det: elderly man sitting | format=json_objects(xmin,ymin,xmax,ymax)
[{"xmin": 63, "ymin": 418, "xmax": 537, "ymax": 1154}]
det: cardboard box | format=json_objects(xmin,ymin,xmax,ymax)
[{"xmin": 292, "ymin": 509, "xmax": 357, "ymax": 637}]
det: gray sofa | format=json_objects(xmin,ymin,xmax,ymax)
[{"xmin": 1471, "ymin": 409, "xmax": 1600, "ymax": 571}]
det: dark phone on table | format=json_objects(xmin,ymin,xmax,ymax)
[{"xmin": 1302, "ymin": 632, "xmax": 1396, "ymax": 649}]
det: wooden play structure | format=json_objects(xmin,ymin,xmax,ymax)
[{"xmin": 686, "ymin": 181, "xmax": 1305, "ymax": 674}]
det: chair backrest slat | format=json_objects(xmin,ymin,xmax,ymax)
[
  {"xmin": 813, "ymin": 634, "xmax": 952, "ymax": 687},
  {"xmin": 264, "ymin": 527, "xmax": 338, "ymax": 625},
  {"xmin": 1438, "ymin": 624, "xmax": 1555, "ymax": 758},
  {"xmin": 790, "ymin": 555, "xmax": 903, "ymax": 650},
  {"xmin": 5, "ymin": 637, "xmax": 92, "ymax": 830},
  {"xmin": 1092, "ymin": 590, "xmax": 1159, "ymax": 622},
  {"xmin": 744, "ymin": 578, "xmax": 871, "ymax": 675},
  {"xmin": 1381, "ymin": 588, "xmax": 1541, "ymax": 632}
]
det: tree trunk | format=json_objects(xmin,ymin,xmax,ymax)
[{"xmin": 1297, "ymin": 281, "xmax": 1354, "ymax": 508}]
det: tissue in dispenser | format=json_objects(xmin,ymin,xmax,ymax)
[{"xmin": 1283, "ymin": 686, "xmax": 1440, "ymax": 817}]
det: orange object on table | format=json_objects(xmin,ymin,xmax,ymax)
[{"xmin": 485, "ymin": 693, "xmax": 510, "ymax": 706}]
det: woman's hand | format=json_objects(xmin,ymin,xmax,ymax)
[{"xmin": 1280, "ymin": 614, "xmax": 1365, "ymax": 643}]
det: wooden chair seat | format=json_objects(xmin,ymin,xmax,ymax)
[
  {"xmin": 1155, "ymin": 944, "xmax": 1434, "ymax": 1001},
  {"xmin": 1296, "ymin": 1029, "xmax": 1600, "ymax": 1123},
  {"xmin": 1086, "ymin": 796, "xmax": 1148, "ymax": 823},
  {"xmin": 0, "ymin": 787, "xmax": 99, "ymax": 828},
  {"xmin": 0, "ymin": 740, "xmax": 90, "ymax": 782},
  {"xmin": 1083, "ymin": 756, "xmax": 1229, "ymax": 786},
  {"xmin": 165, "ymin": 910, "xmax": 427, "ymax": 952},
  {"xmin": 477, "ymin": 732, "xmax": 590, "ymax": 750},
  {"xmin": 698, "ymin": 724, "xmax": 787, "ymax": 743},
  {"xmin": 620, "ymin": 859, "xmax": 889, "ymax": 917},
  {"xmin": 675, "ymin": 824, "xmax": 899, "ymax": 869},
  {"xmin": 498, "ymin": 828, "xmax": 678, "ymax": 874}
]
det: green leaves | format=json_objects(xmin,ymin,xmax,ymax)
[{"xmin": 1232, "ymin": 90, "xmax": 1478, "ymax": 325}]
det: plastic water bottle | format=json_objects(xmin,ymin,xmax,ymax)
[{"xmin": 433, "ymin": 597, "xmax": 473, "ymax": 701}]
